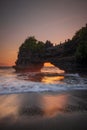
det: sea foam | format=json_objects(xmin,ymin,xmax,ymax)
[{"xmin": 0, "ymin": 68, "xmax": 87, "ymax": 95}]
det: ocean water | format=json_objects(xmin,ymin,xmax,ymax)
[{"xmin": 0, "ymin": 64, "xmax": 87, "ymax": 95}]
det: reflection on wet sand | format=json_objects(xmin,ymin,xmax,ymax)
[
  {"xmin": 0, "ymin": 91, "xmax": 87, "ymax": 130},
  {"xmin": 0, "ymin": 95, "xmax": 18, "ymax": 119},
  {"xmin": 0, "ymin": 93, "xmax": 68, "ymax": 120},
  {"xmin": 41, "ymin": 94, "xmax": 68, "ymax": 117}
]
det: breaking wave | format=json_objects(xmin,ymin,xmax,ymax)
[{"xmin": 0, "ymin": 67, "xmax": 87, "ymax": 95}]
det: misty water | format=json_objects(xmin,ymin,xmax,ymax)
[{"xmin": 0, "ymin": 63, "xmax": 87, "ymax": 95}]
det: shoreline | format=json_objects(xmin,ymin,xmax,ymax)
[{"xmin": 0, "ymin": 90, "xmax": 87, "ymax": 130}]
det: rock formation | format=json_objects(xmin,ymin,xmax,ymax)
[{"xmin": 14, "ymin": 24, "xmax": 87, "ymax": 72}]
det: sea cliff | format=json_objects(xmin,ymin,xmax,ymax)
[{"xmin": 14, "ymin": 24, "xmax": 87, "ymax": 72}]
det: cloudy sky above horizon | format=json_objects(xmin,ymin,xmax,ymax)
[{"xmin": 0, "ymin": 0, "xmax": 87, "ymax": 66}]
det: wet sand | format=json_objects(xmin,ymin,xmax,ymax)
[{"xmin": 0, "ymin": 90, "xmax": 87, "ymax": 130}]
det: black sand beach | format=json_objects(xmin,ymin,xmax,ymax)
[{"xmin": 0, "ymin": 90, "xmax": 87, "ymax": 130}]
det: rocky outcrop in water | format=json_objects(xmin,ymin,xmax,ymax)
[{"xmin": 14, "ymin": 24, "xmax": 87, "ymax": 72}]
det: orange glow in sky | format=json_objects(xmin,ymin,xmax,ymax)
[
  {"xmin": 0, "ymin": 49, "xmax": 17, "ymax": 66},
  {"xmin": 44, "ymin": 62, "xmax": 54, "ymax": 67},
  {"xmin": 0, "ymin": 0, "xmax": 87, "ymax": 66}
]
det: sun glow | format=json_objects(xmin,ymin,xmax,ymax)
[{"xmin": 44, "ymin": 62, "xmax": 54, "ymax": 67}]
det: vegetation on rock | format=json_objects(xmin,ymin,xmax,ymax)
[
  {"xmin": 16, "ymin": 36, "xmax": 53, "ymax": 66},
  {"xmin": 15, "ymin": 24, "xmax": 87, "ymax": 68},
  {"xmin": 76, "ymin": 41, "xmax": 87, "ymax": 63},
  {"xmin": 74, "ymin": 24, "xmax": 87, "ymax": 63}
]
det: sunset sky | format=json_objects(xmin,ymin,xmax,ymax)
[{"xmin": 0, "ymin": 0, "xmax": 87, "ymax": 66}]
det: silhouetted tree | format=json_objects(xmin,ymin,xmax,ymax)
[{"xmin": 44, "ymin": 40, "xmax": 53, "ymax": 48}]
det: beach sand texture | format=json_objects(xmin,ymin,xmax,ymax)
[{"xmin": 0, "ymin": 90, "xmax": 87, "ymax": 130}]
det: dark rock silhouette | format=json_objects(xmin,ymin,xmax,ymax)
[{"xmin": 14, "ymin": 24, "xmax": 87, "ymax": 72}]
